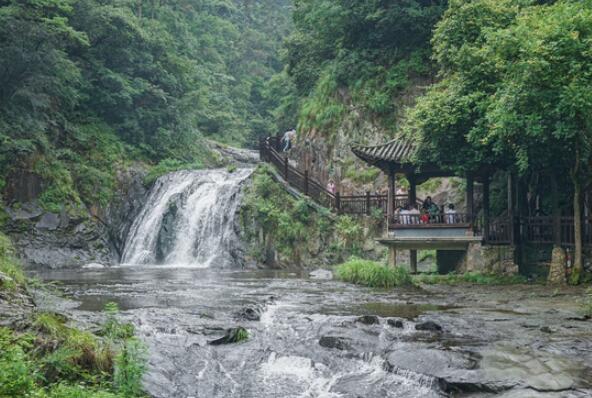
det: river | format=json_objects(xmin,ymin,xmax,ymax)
[{"xmin": 34, "ymin": 266, "xmax": 592, "ymax": 398}]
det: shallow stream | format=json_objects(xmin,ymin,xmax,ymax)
[{"xmin": 34, "ymin": 267, "xmax": 592, "ymax": 398}]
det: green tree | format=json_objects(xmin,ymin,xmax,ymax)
[
  {"xmin": 483, "ymin": 0, "xmax": 592, "ymax": 283},
  {"xmin": 283, "ymin": 0, "xmax": 447, "ymax": 139},
  {"xmin": 408, "ymin": 0, "xmax": 592, "ymax": 282}
]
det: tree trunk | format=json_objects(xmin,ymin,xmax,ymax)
[{"xmin": 571, "ymin": 148, "xmax": 583, "ymax": 285}]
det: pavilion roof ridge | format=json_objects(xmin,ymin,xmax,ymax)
[{"xmin": 351, "ymin": 136, "xmax": 416, "ymax": 166}]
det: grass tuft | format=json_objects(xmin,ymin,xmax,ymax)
[
  {"xmin": 335, "ymin": 258, "xmax": 412, "ymax": 288},
  {"xmin": 0, "ymin": 233, "xmax": 26, "ymax": 290}
]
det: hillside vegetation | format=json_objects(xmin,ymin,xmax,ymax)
[
  {"xmin": 277, "ymin": 0, "xmax": 447, "ymax": 141},
  {"xmin": 0, "ymin": 0, "xmax": 291, "ymax": 210}
]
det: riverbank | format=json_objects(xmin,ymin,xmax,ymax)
[{"xmin": 0, "ymin": 233, "xmax": 146, "ymax": 398}]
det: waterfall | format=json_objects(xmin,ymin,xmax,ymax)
[{"xmin": 121, "ymin": 168, "xmax": 252, "ymax": 267}]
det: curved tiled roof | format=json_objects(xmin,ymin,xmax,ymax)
[{"xmin": 351, "ymin": 139, "xmax": 415, "ymax": 165}]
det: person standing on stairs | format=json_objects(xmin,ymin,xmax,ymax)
[{"xmin": 282, "ymin": 129, "xmax": 296, "ymax": 152}]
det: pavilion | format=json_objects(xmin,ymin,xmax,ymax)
[{"xmin": 352, "ymin": 138, "xmax": 515, "ymax": 273}]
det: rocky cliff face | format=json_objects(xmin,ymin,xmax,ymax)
[
  {"xmin": 291, "ymin": 78, "xmax": 432, "ymax": 196},
  {"xmin": 1, "ymin": 165, "xmax": 149, "ymax": 269}
]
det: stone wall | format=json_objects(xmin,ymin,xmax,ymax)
[{"xmin": 435, "ymin": 244, "xmax": 518, "ymax": 275}]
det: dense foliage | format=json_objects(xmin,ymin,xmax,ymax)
[
  {"xmin": 240, "ymin": 164, "xmax": 368, "ymax": 265},
  {"xmin": 406, "ymin": 0, "xmax": 592, "ymax": 281},
  {"xmin": 0, "ymin": 0, "xmax": 291, "ymax": 209},
  {"xmin": 279, "ymin": 0, "xmax": 447, "ymax": 139}
]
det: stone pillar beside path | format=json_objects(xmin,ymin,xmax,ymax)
[{"xmin": 547, "ymin": 246, "xmax": 567, "ymax": 285}]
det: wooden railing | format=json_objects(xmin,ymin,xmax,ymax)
[
  {"xmin": 390, "ymin": 212, "xmax": 474, "ymax": 228},
  {"xmin": 481, "ymin": 216, "xmax": 513, "ymax": 245},
  {"xmin": 480, "ymin": 216, "xmax": 592, "ymax": 247},
  {"xmin": 259, "ymin": 136, "xmax": 413, "ymax": 215},
  {"xmin": 520, "ymin": 216, "xmax": 592, "ymax": 247}
]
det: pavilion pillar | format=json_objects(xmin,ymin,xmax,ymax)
[
  {"xmin": 406, "ymin": 173, "xmax": 418, "ymax": 273},
  {"xmin": 408, "ymin": 174, "xmax": 417, "ymax": 207},
  {"xmin": 483, "ymin": 175, "xmax": 490, "ymax": 241},
  {"xmin": 466, "ymin": 174, "xmax": 474, "ymax": 221},
  {"xmin": 387, "ymin": 169, "xmax": 395, "ymax": 221}
]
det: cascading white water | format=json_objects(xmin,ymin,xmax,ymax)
[{"xmin": 121, "ymin": 168, "xmax": 252, "ymax": 267}]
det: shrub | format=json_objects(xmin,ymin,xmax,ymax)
[
  {"xmin": 101, "ymin": 302, "xmax": 135, "ymax": 340},
  {"xmin": 0, "ymin": 328, "xmax": 38, "ymax": 397},
  {"xmin": 335, "ymin": 258, "xmax": 411, "ymax": 288},
  {"xmin": 47, "ymin": 383, "xmax": 122, "ymax": 398},
  {"xmin": 114, "ymin": 338, "xmax": 147, "ymax": 397},
  {"xmin": 335, "ymin": 216, "xmax": 363, "ymax": 253},
  {"xmin": 0, "ymin": 233, "xmax": 27, "ymax": 290}
]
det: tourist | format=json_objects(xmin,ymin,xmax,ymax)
[
  {"xmin": 394, "ymin": 205, "xmax": 402, "ymax": 223},
  {"xmin": 445, "ymin": 203, "xmax": 457, "ymax": 224},
  {"xmin": 282, "ymin": 129, "xmax": 296, "ymax": 152},
  {"xmin": 399, "ymin": 205, "xmax": 410, "ymax": 225},
  {"xmin": 428, "ymin": 201, "xmax": 440, "ymax": 222},
  {"xmin": 408, "ymin": 204, "xmax": 421, "ymax": 224},
  {"xmin": 422, "ymin": 196, "xmax": 434, "ymax": 212},
  {"xmin": 326, "ymin": 179, "xmax": 336, "ymax": 195},
  {"xmin": 420, "ymin": 209, "xmax": 429, "ymax": 224},
  {"xmin": 421, "ymin": 196, "xmax": 439, "ymax": 222}
]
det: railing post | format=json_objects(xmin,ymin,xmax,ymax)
[
  {"xmin": 508, "ymin": 172, "xmax": 515, "ymax": 245},
  {"xmin": 335, "ymin": 192, "xmax": 341, "ymax": 214},
  {"xmin": 483, "ymin": 175, "xmax": 490, "ymax": 242},
  {"xmin": 366, "ymin": 191, "xmax": 371, "ymax": 216},
  {"xmin": 284, "ymin": 156, "xmax": 289, "ymax": 179},
  {"xmin": 304, "ymin": 170, "xmax": 309, "ymax": 196}
]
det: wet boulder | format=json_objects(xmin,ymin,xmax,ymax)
[
  {"xmin": 35, "ymin": 213, "xmax": 61, "ymax": 231},
  {"xmin": 83, "ymin": 263, "xmax": 106, "ymax": 270},
  {"xmin": 539, "ymin": 326, "xmax": 553, "ymax": 333},
  {"xmin": 155, "ymin": 200, "xmax": 179, "ymax": 262},
  {"xmin": 208, "ymin": 327, "xmax": 249, "ymax": 345},
  {"xmin": 387, "ymin": 318, "xmax": 404, "ymax": 328},
  {"xmin": 415, "ymin": 321, "xmax": 442, "ymax": 332},
  {"xmin": 309, "ymin": 269, "xmax": 332, "ymax": 280},
  {"xmin": 319, "ymin": 336, "xmax": 351, "ymax": 351},
  {"xmin": 236, "ymin": 305, "xmax": 262, "ymax": 321},
  {"xmin": 356, "ymin": 315, "xmax": 380, "ymax": 325}
]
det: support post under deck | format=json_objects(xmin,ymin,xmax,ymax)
[
  {"xmin": 387, "ymin": 170, "xmax": 395, "ymax": 221},
  {"xmin": 410, "ymin": 250, "xmax": 417, "ymax": 274},
  {"xmin": 388, "ymin": 246, "xmax": 397, "ymax": 268}
]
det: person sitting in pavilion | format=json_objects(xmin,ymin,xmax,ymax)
[
  {"xmin": 408, "ymin": 204, "xmax": 421, "ymax": 224},
  {"xmin": 422, "ymin": 196, "xmax": 434, "ymax": 212},
  {"xmin": 423, "ymin": 196, "xmax": 440, "ymax": 223},
  {"xmin": 445, "ymin": 203, "xmax": 457, "ymax": 224}
]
